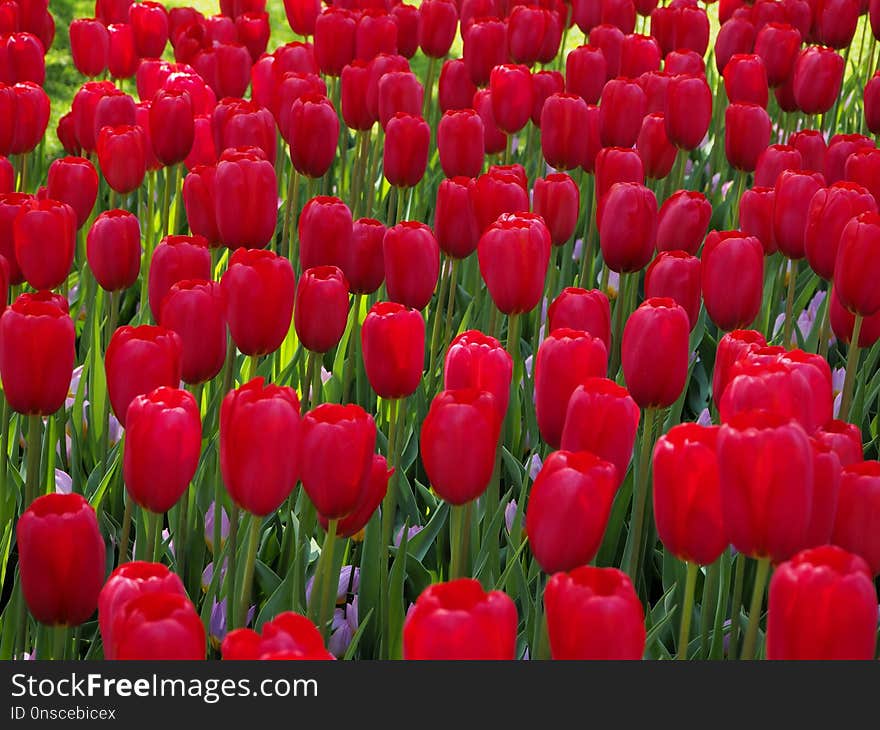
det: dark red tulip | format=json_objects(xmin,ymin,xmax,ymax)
[
  {"xmin": 754, "ymin": 22, "xmax": 801, "ymax": 87},
  {"xmin": 478, "ymin": 212, "xmax": 551, "ymax": 315},
  {"xmin": 622, "ymin": 297, "xmax": 690, "ymax": 408},
  {"xmin": 754, "ymin": 144, "xmax": 803, "ymax": 188},
  {"xmin": 105, "ymin": 325, "xmax": 182, "ymax": 426},
  {"xmin": 656, "ymin": 189, "xmax": 711, "ymax": 255},
  {"xmin": 96, "ymin": 124, "xmax": 147, "ymax": 195},
  {"xmin": 1, "ymin": 33, "xmax": 45, "ymax": 86},
  {"xmin": 535, "ymin": 329, "xmax": 609, "ymax": 449},
  {"xmin": 0, "ymin": 192, "xmax": 30, "ymax": 284},
  {"xmin": 540, "ymin": 93, "xmax": 588, "ymax": 172},
  {"xmin": 300, "ymin": 403, "xmax": 375, "ymax": 519},
  {"xmin": 814, "ymin": 418, "xmax": 863, "ymax": 468},
  {"xmin": 421, "ymin": 389, "xmax": 501, "ymax": 505},
  {"xmin": 813, "ymin": 0, "xmax": 859, "ymax": 48},
  {"xmin": 17, "ymin": 494, "xmax": 105, "ymax": 627},
  {"xmin": 653, "ymin": 423, "xmax": 726, "ymax": 564},
  {"xmin": 355, "ymin": 9, "xmax": 398, "ymax": 62},
  {"xmin": 599, "ymin": 77, "xmax": 646, "ymax": 149},
  {"xmin": 866, "ymin": 72, "xmax": 880, "ymax": 135},
  {"xmin": 383, "ymin": 112, "xmax": 429, "ymax": 188},
  {"xmin": 533, "ymin": 173, "xmax": 579, "ymax": 247},
  {"xmin": 829, "ymin": 285, "xmax": 880, "ymax": 348},
  {"xmin": 390, "ymin": 4, "xmax": 419, "ymax": 60},
  {"xmin": 294, "ymin": 265, "xmax": 350, "ymax": 353},
  {"xmin": 488, "ymin": 64, "xmax": 533, "ymax": 135},
  {"xmin": 526, "ymin": 450, "xmax": 618, "ymax": 573},
  {"xmin": 314, "ymin": 8, "xmax": 356, "ymax": 77},
  {"xmin": 530, "ymin": 69, "xmax": 565, "ymax": 126},
  {"xmin": 221, "ymin": 249, "xmax": 294, "ymax": 360},
  {"xmin": 212, "ymin": 97, "xmax": 275, "ymax": 164},
  {"xmin": 111, "ymin": 592, "xmax": 204, "ymax": 660},
  {"xmin": 288, "ymin": 94, "xmax": 338, "ymax": 179},
  {"xmin": 723, "ymin": 53, "xmax": 769, "ymax": 107},
  {"xmin": 364, "ymin": 53, "xmax": 409, "ymax": 123},
  {"xmin": 462, "ymin": 17, "xmax": 507, "ymax": 87},
  {"xmin": 664, "ymin": 49, "xmax": 704, "ymax": 75},
  {"xmin": 98, "ymin": 562, "xmax": 186, "ymax": 660},
  {"xmin": 96, "ymin": 0, "xmax": 133, "ymax": 25},
  {"xmin": 767, "ymin": 545, "xmax": 877, "ymax": 659},
  {"xmin": 235, "ymin": 11, "xmax": 270, "ymax": 63},
  {"xmin": 124, "ymin": 386, "xmax": 201, "ymax": 514},
  {"xmin": 664, "ymin": 72, "xmax": 712, "ymax": 149},
  {"xmin": 377, "ymin": 70, "xmax": 423, "ymax": 129},
  {"xmin": 803, "ymin": 436, "xmax": 842, "ymax": 548},
  {"xmin": 13, "ymin": 198, "xmax": 76, "ymax": 291},
  {"xmin": 725, "ymin": 102, "xmax": 771, "ymax": 171},
  {"xmin": 283, "ymin": 0, "xmax": 320, "ymax": 36},
  {"xmin": 472, "ymin": 170, "xmax": 528, "ymax": 235},
  {"xmin": 221, "ymin": 377, "xmax": 301, "ymax": 516},
  {"xmin": 473, "ymin": 88, "xmax": 506, "ymax": 156},
  {"xmin": 599, "ymin": 182, "xmax": 657, "ymax": 273},
  {"xmin": 10, "ymin": 81, "xmax": 48, "ymax": 155},
  {"xmin": 595, "ymin": 146, "xmax": 645, "ymax": 203},
  {"xmin": 383, "ymin": 221, "xmax": 439, "ymax": 311},
  {"xmin": 644, "ymin": 250, "xmax": 701, "ymax": 329},
  {"xmin": 223, "ymin": 611, "xmax": 332, "ymax": 660},
  {"xmin": 714, "ymin": 16, "xmax": 756, "ymax": 74},
  {"xmin": 185, "ymin": 114, "xmax": 217, "ymax": 171},
  {"xmin": 834, "ymin": 212, "xmax": 880, "ymax": 317},
  {"xmin": 92, "ymin": 88, "xmax": 137, "ymax": 142},
  {"xmin": 438, "ymin": 58, "xmax": 476, "ymax": 112},
  {"xmin": 792, "ymin": 46, "xmax": 844, "ymax": 115},
  {"xmin": 844, "ymin": 148, "xmax": 880, "ymax": 209},
  {"xmin": 544, "ymin": 566, "xmax": 645, "ymax": 660},
  {"xmin": 790, "ymin": 128, "xmax": 827, "ymax": 173},
  {"xmin": 712, "ymin": 328, "xmax": 767, "ymax": 405},
  {"xmin": 298, "ymin": 195, "xmax": 353, "ymax": 273},
  {"xmin": 739, "ymin": 186, "xmax": 777, "ymax": 254},
  {"xmin": 0, "ymin": 292, "xmax": 74, "ymax": 416},
  {"xmin": 547, "ymin": 288, "xmax": 611, "ymax": 349},
  {"xmin": 347, "ymin": 217, "xmax": 386, "ymax": 294},
  {"xmin": 148, "ymin": 234, "xmax": 210, "ymax": 320},
  {"xmin": 636, "ymin": 111, "xmax": 676, "ymax": 180},
  {"xmin": 573, "ymin": 0, "xmax": 602, "ymax": 33},
  {"xmin": 87, "ymin": 209, "xmax": 141, "ymax": 292},
  {"xmin": 773, "ymin": 169, "xmax": 826, "ymax": 259},
  {"xmin": 56, "ymin": 112, "xmax": 81, "ymax": 157},
  {"xmin": 565, "ymin": 44, "xmax": 607, "ymax": 105},
  {"xmin": 824, "ymin": 133, "xmax": 873, "ymax": 185},
  {"xmin": 108, "ymin": 23, "xmax": 138, "ymax": 80},
  {"xmin": 70, "ymin": 18, "xmax": 109, "ymax": 78},
  {"xmin": 438, "ymin": 108, "xmax": 483, "ymax": 179},
  {"xmin": 702, "ymin": 230, "xmax": 764, "ymax": 330},
  {"xmin": 159, "ymin": 280, "xmax": 226, "ymax": 385},
  {"xmin": 148, "ymin": 88, "xmax": 194, "ymax": 167},
  {"xmin": 130, "ymin": 1, "xmax": 169, "ymax": 58},
  {"xmin": 830, "ymin": 462, "xmax": 880, "ymax": 577},
  {"xmin": 316, "ymin": 454, "xmax": 392, "ymax": 539},
  {"xmin": 418, "ymin": 0, "xmax": 457, "ymax": 58},
  {"xmin": 46, "ymin": 156, "xmax": 98, "ymax": 230},
  {"xmin": 717, "ymin": 409, "xmax": 813, "ymax": 562},
  {"xmin": 341, "ymin": 61, "xmax": 375, "ymax": 131},
  {"xmin": 403, "ymin": 579, "xmax": 517, "ymax": 660},
  {"xmin": 182, "ymin": 164, "xmax": 219, "ymax": 247},
  {"xmin": 805, "ymin": 182, "xmax": 877, "ymax": 280},
  {"xmin": 444, "ymin": 329, "xmax": 513, "ymax": 420},
  {"xmin": 361, "ymin": 301, "xmax": 424, "ymax": 399},
  {"xmin": 214, "ymin": 147, "xmax": 276, "ymax": 250}
]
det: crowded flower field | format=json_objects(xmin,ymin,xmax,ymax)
[{"xmin": 0, "ymin": 0, "xmax": 878, "ymax": 661}]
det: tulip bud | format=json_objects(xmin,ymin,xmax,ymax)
[
  {"xmin": 547, "ymin": 288, "xmax": 611, "ymax": 349},
  {"xmin": 599, "ymin": 77, "xmax": 647, "ymax": 149},
  {"xmin": 223, "ymin": 611, "xmax": 332, "ymax": 660},
  {"xmin": 214, "ymin": 147, "xmax": 277, "ymax": 249},
  {"xmin": 718, "ymin": 409, "xmax": 814, "ymax": 562},
  {"xmin": 213, "ymin": 97, "xmax": 276, "ymax": 163},
  {"xmin": 637, "ymin": 111, "xmax": 677, "ymax": 180},
  {"xmin": 865, "ymin": 71, "xmax": 880, "ymax": 135},
  {"xmin": 622, "ymin": 297, "xmax": 690, "ymax": 408},
  {"xmin": 403, "ymin": 579, "xmax": 517, "ymax": 659},
  {"xmin": 221, "ymin": 248, "xmax": 295, "ymax": 357},
  {"xmin": 805, "ymin": 182, "xmax": 877, "ymax": 280},
  {"xmin": 17, "ymin": 493, "xmax": 105, "ymax": 626},
  {"xmin": 298, "ymin": 195, "xmax": 353, "ymax": 273},
  {"xmin": 702, "ymin": 230, "xmax": 764, "ymax": 331},
  {"xmin": 443, "ymin": 330, "xmax": 513, "ymax": 421},
  {"xmin": 383, "ymin": 112, "xmax": 429, "ymax": 188},
  {"xmin": 10, "ymin": 81, "xmax": 48, "ymax": 156},
  {"xmin": 644, "ymin": 250, "xmax": 701, "ymax": 329},
  {"xmin": 723, "ymin": 53, "xmax": 769, "ymax": 107},
  {"xmin": 533, "ymin": 174, "xmax": 579, "ymax": 247},
  {"xmin": 149, "ymin": 88, "xmax": 194, "ymax": 167},
  {"xmin": 361, "ymin": 301, "xmax": 424, "ymax": 399},
  {"xmin": 160, "ymin": 280, "xmax": 226, "ymax": 385},
  {"xmin": 773, "ymin": 169, "xmax": 826, "ymax": 260},
  {"xmin": 347, "ymin": 217, "xmax": 386, "ymax": 294},
  {"xmin": 595, "ymin": 146, "xmax": 644, "ymax": 202},
  {"xmin": 767, "ymin": 545, "xmax": 878, "ymax": 659},
  {"xmin": 473, "ymin": 168, "xmax": 530, "ymax": 233},
  {"xmin": 725, "ymin": 102, "xmax": 771, "ymax": 171},
  {"xmin": 378, "ymin": 71, "xmax": 423, "ymax": 129},
  {"xmin": 96, "ymin": 124, "xmax": 147, "ymax": 195},
  {"xmin": 599, "ymin": 182, "xmax": 658, "ymax": 273},
  {"xmin": 438, "ymin": 108, "xmax": 484, "ymax": 179},
  {"xmin": 111, "ymin": 593, "xmax": 205, "ymax": 659},
  {"xmin": 539, "ymin": 93, "xmax": 589, "ymax": 172},
  {"xmin": 148, "ymin": 234, "xmax": 211, "ymax": 320},
  {"xmin": 87, "ymin": 209, "xmax": 141, "ymax": 292},
  {"xmin": 418, "ymin": 0, "xmax": 457, "ymax": 58},
  {"xmin": 355, "ymin": 9, "xmax": 398, "ymax": 62},
  {"xmin": 462, "ymin": 17, "xmax": 507, "ymax": 87},
  {"xmin": 715, "ymin": 16, "xmax": 756, "ymax": 74},
  {"xmin": 0, "ymin": 292, "xmax": 75, "ymax": 416},
  {"xmin": 664, "ymin": 73, "xmax": 711, "ymax": 149},
  {"xmin": 13, "ymin": 198, "xmax": 76, "ymax": 291},
  {"xmin": 526, "ymin": 450, "xmax": 619, "ymax": 572},
  {"xmin": 544, "ymin": 566, "xmax": 646, "ymax": 659},
  {"xmin": 435, "ymin": 177, "xmax": 480, "ymax": 260},
  {"xmin": 383, "ymin": 221, "xmax": 439, "ymax": 311},
  {"xmin": 656, "ymin": 189, "xmax": 711, "ymax": 254},
  {"xmin": 754, "ymin": 22, "xmax": 801, "ymax": 87},
  {"xmin": 438, "ymin": 58, "xmax": 476, "ymax": 113},
  {"xmin": 294, "ymin": 265, "xmax": 350, "ymax": 353},
  {"xmin": 833, "ymin": 212, "xmax": 880, "ymax": 317},
  {"xmin": 70, "ymin": 18, "xmax": 110, "ymax": 78},
  {"xmin": 566, "ymin": 44, "xmax": 607, "ymax": 105},
  {"xmin": 314, "ymin": 8, "xmax": 355, "ymax": 77},
  {"xmin": 488, "ymin": 64, "xmax": 533, "ymax": 135},
  {"xmin": 754, "ymin": 144, "xmax": 803, "ymax": 188},
  {"xmin": 793, "ymin": 46, "xmax": 844, "ymax": 115},
  {"xmin": 790, "ymin": 129, "xmax": 827, "ymax": 174}
]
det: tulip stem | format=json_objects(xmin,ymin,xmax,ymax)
[
  {"xmin": 624, "ymin": 406, "xmax": 657, "ymax": 585},
  {"xmin": 342, "ymin": 294, "xmax": 363, "ymax": 403},
  {"xmin": 727, "ymin": 551, "xmax": 745, "ymax": 659},
  {"xmin": 119, "ymin": 493, "xmax": 133, "ymax": 564},
  {"xmin": 394, "ymin": 185, "xmax": 407, "ymax": 225},
  {"xmin": 839, "ymin": 314, "xmax": 863, "ymax": 422},
  {"xmin": 108, "ymin": 188, "xmax": 117, "ymax": 212},
  {"xmin": 160, "ymin": 165, "xmax": 172, "ymax": 239},
  {"xmin": 172, "ymin": 163, "xmax": 184, "ymax": 235},
  {"xmin": 817, "ymin": 287, "xmax": 831, "ymax": 359},
  {"xmin": 783, "ymin": 258, "xmax": 798, "ymax": 347},
  {"xmin": 677, "ymin": 561, "xmax": 699, "ymax": 660},
  {"xmin": 282, "ymin": 169, "xmax": 300, "ymax": 264},
  {"xmin": 226, "ymin": 504, "xmax": 240, "ymax": 631},
  {"xmin": 442, "ymin": 258, "xmax": 459, "ymax": 357},
  {"xmin": 578, "ymin": 174, "xmax": 596, "ymax": 288},
  {"xmin": 741, "ymin": 557, "xmax": 771, "ymax": 660},
  {"xmin": 422, "ymin": 57, "xmax": 437, "ymax": 119},
  {"xmin": 238, "ymin": 514, "xmax": 261, "ymax": 631},
  {"xmin": 0, "ymin": 394, "xmax": 7, "ymax": 525},
  {"xmin": 24, "ymin": 414, "xmax": 41, "ymax": 507},
  {"xmin": 139, "ymin": 172, "xmax": 156, "ymax": 323},
  {"xmin": 302, "ymin": 350, "xmax": 316, "ymax": 415},
  {"xmin": 381, "ymin": 398, "xmax": 403, "ymax": 553},
  {"xmin": 449, "ymin": 503, "xmax": 471, "ymax": 579},
  {"xmin": 426, "ymin": 257, "xmax": 451, "ymax": 394},
  {"xmin": 311, "ymin": 519, "xmax": 339, "ymax": 641},
  {"xmin": 18, "ymin": 151, "xmax": 27, "ymax": 193},
  {"xmin": 504, "ymin": 134, "xmax": 513, "ymax": 165},
  {"xmin": 52, "ymin": 625, "xmax": 66, "ymax": 661}
]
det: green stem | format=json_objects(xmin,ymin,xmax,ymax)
[
  {"xmin": 172, "ymin": 163, "xmax": 184, "ymax": 234},
  {"xmin": 783, "ymin": 258, "xmax": 798, "ymax": 347},
  {"xmin": 442, "ymin": 258, "xmax": 459, "ymax": 355},
  {"xmin": 395, "ymin": 185, "xmax": 407, "ymax": 225},
  {"xmin": 839, "ymin": 314, "xmax": 863, "ymax": 422},
  {"xmin": 426, "ymin": 257, "xmax": 452, "ymax": 393},
  {"xmin": 422, "ymin": 57, "xmax": 437, "ymax": 119},
  {"xmin": 677, "ymin": 561, "xmax": 699, "ymax": 660},
  {"xmin": 237, "ymin": 514, "xmax": 261, "ymax": 628},
  {"xmin": 341, "ymin": 294, "xmax": 363, "ymax": 403},
  {"xmin": 160, "ymin": 165, "xmax": 172, "ymax": 239},
  {"xmin": 302, "ymin": 349, "xmax": 317, "ymax": 415},
  {"xmin": 118, "ymin": 492, "xmax": 133, "ymax": 564},
  {"xmin": 817, "ymin": 286, "xmax": 832, "ymax": 359},
  {"xmin": 139, "ymin": 172, "xmax": 156, "ymax": 323},
  {"xmin": 449, "ymin": 503, "xmax": 471, "ymax": 579},
  {"xmin": 24, "ymin": 414, "xmax": 41, "ymax": 507},
  {"xmin": 727, "ymin": 551, "xmax": 746, "ymax": 659},
  {"xmin": 282, "ymin": 168, "xmax": 299, "ymax": 263},
  {"xmin": 625, "ymin": 407, "xmax": 657, "ymax": 582},
  {"xmin": 226, "ymin": 504, "xmax": 240, "ymax": 631},
  {"xmin": 740, "ymin": 557, "xmax": 771, "ymax": 660},
  {"xmin": 312, "ymin": 519, "xmax": 339, "ymax": 641},
  {"xmin": 52, "ymin": 625, "xmax": 67, "ymax": 661}
]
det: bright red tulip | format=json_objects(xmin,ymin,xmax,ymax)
[
  {"xmin": 86, "ymin": 209, "xmax": 141, "ymax": 292},
  {"xmin": 159, "ymin": 279, "xmax": 226, "ymax": 385},
  {"xmin": 701, "ymin": 230, "xmax": 764, "ymax": 330},
  {"xmin": 294, "ymin": 265, "xmax": 350, "ymax": 353},
  {"xmin": 361, "ymin": 301, "xmax": 424, "ymax": 399}
]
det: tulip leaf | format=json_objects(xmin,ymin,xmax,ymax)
[
  {"xmin": 406, "ymin": 501, "xmax": 448, "ymax": 562},
  {"xmin": 254, "ymin": 567, "xmax": 294, "ymax": 632},
  {"xmin": 254, "ymin": 559, "xmax": 282, "ymax": 598},
  {"xmin": 386, "ymin": 524, "xmax": 409, "ymax": 660},
  {"xmin": 473, "ymin": 488, "xmax": 513, "ymax": 584},
  {"xmin": 342, "ymin": 607, "xmax": 374, "ymax": 660},
  {"xmin": 356, "ymin": 512, "xmax": 382, "ymax": 658},
  {"xmin": 87, "ymin": 455, "xmax": 118, "ymax": 511}
]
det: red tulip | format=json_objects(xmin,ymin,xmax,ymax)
[
  {"xmin": 478, "ymin": 212, "xmax": 551, "ymax": 315},
  {"xmin": 544, "ymin": 566, "xmax": 646, "ymax": 660},
  {"xmin": 813, "ymin": 0, "xmax": 859, "ymax": 49},
  {"xmin": 438, "ymin": 109, "xmax": 483, "ymax": 179},
  {"xmin": 182, "ymin": 164, "xmax": 220, "ymax": 246},
  {"xmin": 403, "ymin": 579, "xmax": 517, "ymax": 660},
  {"xmin": 701, "ymin": 230, "xmax": 764, "ymax": 331},
  {"xmin": 829, "ymin": 286, "xmax": 880, "ymax": 348},
  {"xmin": 111, "ymin": 593, "xmax": 205, "ymax": 660},
  {"xmin": 46, "ymin": 156, "xmax": 98, "ymax": 229},
  {"xmin": 316, "ymin": 454, "xmax": 392, "ymax": 539},
  {"xmin": 13, "ymin": 198, "xmax": 76, "ymax": 291},
  {"xmin": 0, "ymin": 192, "xmax": 31, "ymax": 284},
  {"xmin": 87, "ymin": 209, "xmax": 141, "ymax": 292},
  {"xmin": 298, "ymin": 195, "xmax": 353, "ymax": 274},
  {"xmin": 147, "ymin": 233, "xmax": 210, "ymax": 320},
  {"xmin": 774, "ymin": 169, "xmax": 826, "ymax": 260},
  {"xmin": 637, "ymin": 111, "xmax": 677, "ymax": 180},
  {"xmin": 723, "ymin": 53, "xmax": 769, "ymax": 107},
  {"xmin": 754, "ymin": 144, "xmax": 803, "ymax": 188},
  {"xmin": 70, "ymin": 18, "xmax": 109, "ymax": 78},
  {"xmin": 526, "ymin": 450, "xmax": 619, "ymax": 573},
  {"xmin": 824, "ymin": 133, "xmax": 873, "ymax": 185},
  {"xmin": 438, "ymin": 58, "xmax": 476, "ymax": 113},
  {"xmin": 664, "ymin": 73, "xmax": 711, "ymax": 149},
  {"xmin": 418, "ymin": 0, "xmax": 457, "ymax": 58},
  {"xmin": 565, "ymin": 44, "xmax": 607, "ymax": 105},
  {"xmin": 149, "ymin": 88, "xmax": 194, "ymax": 167},
  {"xmin": 739, "ymin": 185, "xmax": 777, "ymax": 254},
  {"xmin": 378, "ymin": 71, "xmax": 423, "ymax": 129},
  {"xmin": 96, "ymin": 124, "xmax": 147, "ymax": 195},
  {"xmin": 212, "ymin": 97, "xmax": 276, "ymax": 163},
  {"xmin": 792, "ymin": 46, "xmax": 844, "ymax": 115},
  {"xmin": 10, "ymin": 81, "xmax": 49, "ymax": 155},
  {"xmin": 355, "ymin": 9, "xmax": 398, "ymax": 62},
  {"xmin": 489, "ymin": 64, "xmax": 533, "ymax": 135},
  {"xmin": 767, "ymin": 545, "xmax": 877, "ymax": 659},
  {"xmin": 462, "ymin": 17, "xmax": 507, "ymax": 87},
  {"xmin": 221, "ymin": 248, "xmax": 295, "ymax": 357},
  {"xmin": 754, "ymin": 22, "xmax": 801, "ymax": 87},
  {"xmin": 831, "ymin": 461, "xmax": 880, "ymax": 575},
  {"xmin": 714, "ymin": 16, "xmax": 756, "ymax": 74},
  {"xmin": 222, "ymin": 611, "xmax": 332, "ymax": 660},
  {"xmin": 656, "ymin": 190, "xmax": 711, "ymax": 255},
  {"xmin": 531, "ymin": 69, "xmax": 565, "ymax": 126},
  {"xmin": 159, "ymin": 280, "xmax": 226, "ymax": 385},
  {"xmin": 383, "ymin": 221, "xmax": 439, "ymax": 311},
  {"xmin": 533, "ymin": 173, "xmax": 579, "ymax": 247},
  {"xmin": 314, "ymin": 8, "xmax": 356, "ymax": 77},
  {"xmin": 595, "ymin": 147, "xmax": 644, "ymax": 202},
  {"xmin": 717, "ymin": 409, "xmax": 813, "ymax": 562},
  {"xmin": 598, "ymin": 182, "xmax": 657, "ymax": 273},
  {"xmin": 130, "ymin": 1, "xmax": 169, "ymax": 58},
  {"xmin": 599, "ymin": 77, "xmax": 647, "ymax": 149},
  {"xmin": 221, "ymin": 377, "xmax": 301, "ymax": 516},
  {"xmin": 288, "ymin": 94, "xmax": 339, "ymax": 179},
  {"xmin": 725, "ymin": 102, "xmax": 771, "ymax": 171},
  {"xmin": 790, "ymin": 128, "xmax": 827, "ymax": 174},
  {"xmin": 347, "ymin": 217, "xmax": 386, "ymax": 294},
  {"xmin": 844, "ymin": 148, "xmax": 880, "ymax": 210},
  {"xmin": 214, "ymin": 147, "xmax": 277, "ymax": 249},
  {"xmin": 17, "ymin": 494, "xmax": 105, "ymax": 626},
  {"xmin": 814, "ymin": 418, "xmax": 863, "ymax": 468},
  {"xmin": 434, "ymin": 177, "xmax": 480, "ymax": 260},
  {"xmin": 294, "ymin": 265, "xmax": 350, "ymax": 353},
  {"xmin": 547, "ymin": 288, "xmax": 611, "ymax": 349},
  {"xmin": 804, "ymin": 436, "xmax": 842, "ymax": 548},
  {"xmin": 473, "ymin": 89, "xmax": 506, "ymax": 156},
  {"xmin": 0, "ymin": 292, "xmax": 74, "ymax": 416},
  {"xmin": 833, "ymin": 212, "xmax": 880, "ymax": 317},
  {"xmin": 622, "ymin": 297, "xmax": 690, "ymax": 408},
  {"xmin": 361, "ymin": 301, "xmax": 424, "ymax": 399},
  {"xmin": 383, "ymin": 112, "xmax": 429, "ymax": 188},
  {"xmin": 664, "ymin": 49, "xmax": 704, "ymax": 75},
  {"xmin": 865, "ymin": 71, "xmax": 880, "ymax": 135},
  {"xmin": 283, "ymin": 0, "xmax": 320, "ymax": 36},
  {"xmin": 620, "ymin": 33, "xmax": 661, "ymax": 77},
  {"xmin": 443, "ymin": 329, "xmax": 513, "ymax": 421},
  {"xmin": 644, "ymin": 250, "xmax": 701, "ymax": 329}
]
